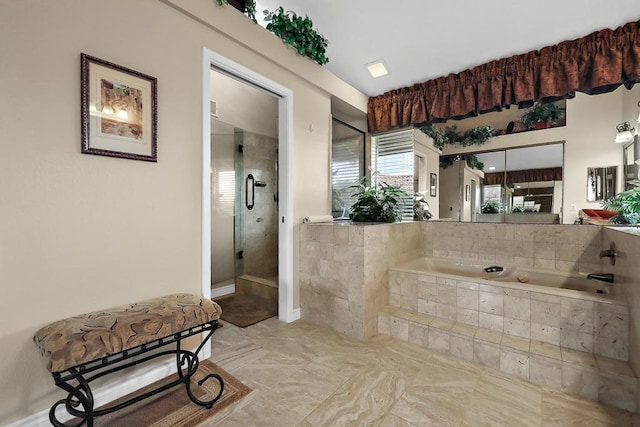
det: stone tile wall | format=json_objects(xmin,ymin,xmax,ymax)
[
  {"xmin": 602, "ymin": 227, "xmax": 640, "ymax": 411},
  {"xmin": 299, "ymin": 222, "xmax": 421, "ymax": 339},
  {"xmin": 388, "ymin": 269, "xmax": 629, "ymax": 360},
  {"xmin": 422, "ymin": 222, "xmax": 602, "ymax": 274}
]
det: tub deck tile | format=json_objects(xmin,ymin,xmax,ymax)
[
  {"xmin": 501, "ymin": 334, "xmax": 531, "ymax": 352},
  {"xmin": 530, "ymin": 340, "xmax": 562, "ymax": 360}
]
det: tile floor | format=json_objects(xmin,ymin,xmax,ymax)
[{"xmin": 203, "ymin": 317, "xmax": 638, "ymax": 426}]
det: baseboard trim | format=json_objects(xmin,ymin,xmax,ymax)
[
  {"xmin": 292, "ymin": 307, "xmax": 301, "ymax": 321},
  {"xmin": 8, "ymin": 359, "xmax": 177, "ymax": 427},
  {"xmin": 211, "ymin": 283, "xmax": 235, "ymax": 298}
]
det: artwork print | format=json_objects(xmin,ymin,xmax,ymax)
[
  {"xmin": 99, "ymin": 78, "xmax": 144, "ymax": 141},
  {"xmin": 81, "ymin": 53, "xmax": 157, "ymax": 162}
]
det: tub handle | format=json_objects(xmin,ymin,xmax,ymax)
[{"xmin": 484, "ymin": 266, "xmax": 504, "ymax": 273}]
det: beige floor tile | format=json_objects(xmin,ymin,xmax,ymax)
[
  {"xmin": 376, "ymin": 412, "xmax": 418, "ymax": 426},
  {"xmin": 204, "ymin": 319, "xmax": 633, "ymax": 427},
  {"xmin": 542, "ymin": 389, "xmax": 633, "ymax": 426},
  {"xmin": 206, "ymin": 389, "xmax": 300, "ymax": 426},
  {"xmin": 303, "ymin": 367, "xmax": 407, "ymax": 426},
  {"xmin": 462, "ymin": 368, "xmax": 542, "ymax": 427}
]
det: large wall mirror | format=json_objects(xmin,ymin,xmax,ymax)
[{"xmin": 441, "ymin": 143, "xmax": 564, "ymax": 224}]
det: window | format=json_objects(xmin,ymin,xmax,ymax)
[
  {"xmin": 371, "ymin": 130, "xmax": 414, "ymax": 220},
  {"xmin": 331, "ymin": 119, "xmax": 365, "ymax": 218}
]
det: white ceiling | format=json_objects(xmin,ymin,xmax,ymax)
[{"xmin": 255, "ymin": 1, "xmax": 640, "ymax": 97}]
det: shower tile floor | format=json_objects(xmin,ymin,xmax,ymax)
[{"xmin": 204, "ymin": 317, "xmax": 638, "ymax": 426}]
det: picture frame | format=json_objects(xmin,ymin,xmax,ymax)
[
  {"xmin": 465, "ymin": 184, "xmax": 471, "ymax": 201},
  {"xmin": 430, "ymin": 173, "xmax": 437, "ymax": 197},
  {"xmin": 81, "ymin": 53, "xmax": 157, "ymax": 162}
]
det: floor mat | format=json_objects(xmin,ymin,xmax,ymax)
[
  {"xmin": 216, "ymin": 294, "xmax": 278, "ymax": 328},
  {"xmin": 92, "ymin": 360, "xmax": 251, "ymax": 426}
]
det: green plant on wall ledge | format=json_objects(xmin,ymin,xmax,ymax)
[
  {"xmin": 419, "ymin": 124, "xmax": 496, "ymax": 150},
  {"xmin": 602, "ymin": 187, "xmax": 640, "ymax": 225},
  {"xmin": 263, "ymin": 7, "xmax": 329, "ymax": 66},
  {"xmin": 349, "ymin": 176, "xmax": 409, "ymax": 223},
  {"xmin": 521, "ymin": 102, "xmax": 565, "ymax": 129},
  {"xmin": 439, "ymin": 154, "xmax": 484, "ymax": 171},
  {"xmin": 215, "ymin": 0, "xmax": 257, "ymax": 22}
]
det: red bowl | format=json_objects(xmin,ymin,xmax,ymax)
[{"xmin": 582, "ymin": 209, "xmax": 618, "ymax": 218}]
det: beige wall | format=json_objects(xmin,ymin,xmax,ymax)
[
  {"xmin": 414, "ymin": 130, "xmax": 441, "ymax": 219},
  {"xmin": 0, "ymin": 0, "xmax": 366, "ymax": 423}
]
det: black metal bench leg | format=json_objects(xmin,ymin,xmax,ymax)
[
  {"xmin": 50, "ymin": 374, "xmax": 94, "ymax": 427},
  {"xmin": 180, "ymin": 325, "xmax": 225, "ymax": 408}
]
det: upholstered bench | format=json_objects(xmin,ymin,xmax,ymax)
[{"xmin": 33, "ymin": 293, "xmax": 223, "ymax": 427}]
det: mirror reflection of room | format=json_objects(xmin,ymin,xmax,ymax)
[
  {"xmin": 473, "ymin": 144, "xmax": 563, "ymax": 224},
  {"xmin": 432, "ymin": 83, "xmax": 640, "ymax": 224}
]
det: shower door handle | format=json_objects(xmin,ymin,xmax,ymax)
[{"xmin": 246, "ymin": 174, "xmax": 255, "ymax": 210}]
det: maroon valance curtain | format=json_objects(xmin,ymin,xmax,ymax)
[
  {"xmin": 484, "ymin": 167, "xmax": 563, "ymax": 185},
  {"xmin": 368, "ymin": 20, "xmax": 640, "ymax": 133}
]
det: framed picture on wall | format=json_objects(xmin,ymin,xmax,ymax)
[
  {"xmin": 81, "ymin": 53, "xmax": 157, "ymax": 162},
  {"xmin": 430, "ymin": 173, "xmax": 437, "ymax": 197},
  {"xmin": 465, "ymin": 184, "xmax": 471, "ymax": 201}
]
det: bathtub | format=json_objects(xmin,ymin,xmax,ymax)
[{"xmin": 393, "ymin": 257, "xmax": 615, "ymax": 301}]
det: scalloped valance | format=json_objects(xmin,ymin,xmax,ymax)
[{"xmin": 368, "ymin": 20, "xmax": 640, "ymax": 133}]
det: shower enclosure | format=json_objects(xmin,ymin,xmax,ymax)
[{"xmin": 211, "ymin": 121, "xmax": 279, "ymax": 298}]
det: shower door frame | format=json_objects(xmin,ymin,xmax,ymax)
[{"xmin": 201, "ymin": 48, "xmax": 296, "ymax": 336}]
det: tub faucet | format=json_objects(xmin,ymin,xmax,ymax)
[{"xmin": 587, "ymin": 273, "xmax": 614, "ymax": 284}]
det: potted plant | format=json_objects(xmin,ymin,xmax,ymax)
[
  {"xmin": 521, "ymin": 102, "xmax": 565, "ymax": 130},
  {"xmin": 349, "ymin": 176, "xmax": 409, "ymax": 223},
  {"xmin": 481, "ymin": 201, "xmax": 500, "ymax": 213},
  {"xmin": 263, "ymin": 7, "xmax": 329, "ymax": 66},
  {"xmin": 602, "ymin": 187, "xmax": 640, "ymax": 224}
]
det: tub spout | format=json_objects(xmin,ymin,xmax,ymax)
[{"xmin": 587, "ymin": 273, "xmax": 614, "ymax": 284}]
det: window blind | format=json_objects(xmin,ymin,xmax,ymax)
[{"xmin": 372, "ymin": 130, "xmax": 414, "ymax": 220}]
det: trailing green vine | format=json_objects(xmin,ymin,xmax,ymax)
[
  {"xmin": 215, "ymin": 0, "xmax": 257, "ymax": 22},
  {"xmin": 263, "ymin": 7, "xmax": 329, "ymax": 66},
  {"xmin": 419, "ymin": 124, "xmax": 496, "ymax": 150},
  {"xmin": 439, "ymin": 154, "xmax": 485, "ymax": 171}
]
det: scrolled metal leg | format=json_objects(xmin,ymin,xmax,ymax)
[
  {"xmin": 49, "ymin": 375, "xmax": 95, "ymax": 427},
  {"xmin": 49, "ymin": 399, "xmax": 85, "ymax": 427},
  {"xmin": 185, "ymin": 371, "xmax": 224, "ymax": 409}
]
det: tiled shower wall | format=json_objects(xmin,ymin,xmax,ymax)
[
  {"xmin": 241, "ymin": 131, "xmax": 278, "ymax": 280},
  {"xmin": 602, "ymin": 227, "xmax": 640, "ymax": 411}
]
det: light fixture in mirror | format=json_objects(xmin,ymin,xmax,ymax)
[{"xmin": 615, "ymin": 122, "xmax": 636, "ymax": 144}]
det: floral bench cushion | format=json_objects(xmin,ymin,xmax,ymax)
[{"xmin": 33, "ymin": 293, "xmax": 222, "ymax": 373}]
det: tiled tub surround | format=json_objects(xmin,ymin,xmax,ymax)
[
  {"xmin": 388, "ymin": 259, "xmax": 628, "ymax": 360},
  {"xmin": 299, "ymin": 221, "xmax": 640, "ymax": 412},
  {"xmin": 603, "ymin": 226, "xmax": 640, "ymax": 413},
  {"xmin": 381, "ymin": 259, "xmax": 636, "ymax": 412},
  {"xmin": 299, "ymin": 222, "xmax": 421, "ymax": 340}
]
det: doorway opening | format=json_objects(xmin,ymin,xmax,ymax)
[{"xmin": 202, "ymin": 48, "xmax": 296, "ymax": 335}]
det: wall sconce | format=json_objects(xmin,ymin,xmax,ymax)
[{"xmin": 615, "ymin": 122, "xmax": 636, "ymax": 144}]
